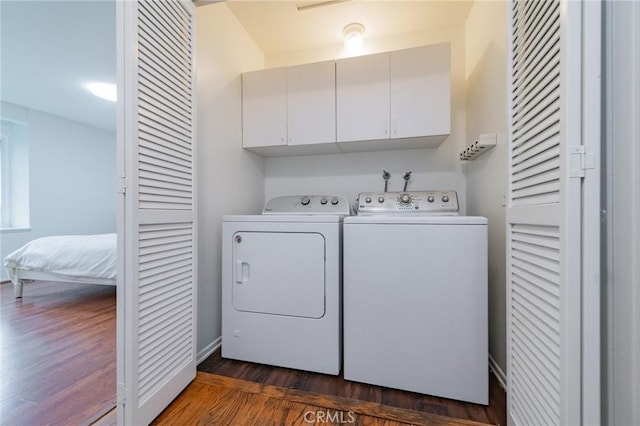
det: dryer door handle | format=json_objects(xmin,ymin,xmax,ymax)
[{"xmin": 235, "ymin": 260, "xmax": 249, "ymax": 284}]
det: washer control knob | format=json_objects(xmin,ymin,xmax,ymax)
[
  {"xmin": 331, "ymin": 197, "xmax": 339, "ymax": 205},
  {"xmin": 301, "ymin": 196, "xmax": 311, "ymax": 205},
  {"xmin": 427, "ymin": 196, "xmax": 435, "ymax": 203},
  {"xmin": 399, "ymin": 193, "xmax": 412, "ymax": 205},
  {"xmin": 378, "ymin": 197, "xmax": 385, "ymax": 203},
  {"xmin": 365, "ymin": 197, "xmax": 372, "ymax": 203},
  {"xmin": 320, "ymin": 197, "xmax": 328, "ymax": 205},
  {"xmin": 442, "ymin": 195, "xmax": 450, "ymax": 203}
]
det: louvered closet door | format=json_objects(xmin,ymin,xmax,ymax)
[
  {"xmin": 117, "ymin": 0, "xmax": 196, "ymax": 424},
  {"xmin": 507, "ymin": 1, "xmax": 583, "ymax": 425}
]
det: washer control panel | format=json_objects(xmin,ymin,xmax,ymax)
[
  {"xmin": 356, "ymin": 191, "xmax": 459, "ymax": 215},
  {"xmin": 263, "ymin": 195, "xmax": 350, "ymax": 215}
]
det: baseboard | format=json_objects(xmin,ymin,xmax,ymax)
[
  {"xmin": 489, "ymin": 354, "xmax": 507, "ymax": 391},
  {"xmin": 197, "ymin": 336, "xmax": 222, "ymax": 364}
]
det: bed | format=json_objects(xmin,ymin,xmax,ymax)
[{"xmin": 3, "ymin": 234, "xmax": 117, "ymax": 298}]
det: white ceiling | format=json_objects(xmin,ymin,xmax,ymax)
[
  {"xmin": 226, "ymin": 0, "xmax": 473, "ymax": 55},
  {"xmin": 1, "ymin": 0, "xmax": 116, "ymax": 132},
  {"xmin": 0, "ymin": 1, "xmax": 472, "ymax": 133}
]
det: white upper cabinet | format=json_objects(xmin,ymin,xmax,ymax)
[
  {"xmin": 337, "ymin": 43, "xmax": 451, "ymax": 152},
  {"xmin": 242, "ymin": 43, "xmax": 451, "ymax": 156},
  {"xmin": 287, "ymin": 60, "xmax": 336, "ymax": 147},
  {"xmin": 336, "ymin": 52, "xmax": 390, "ymax": 143},
  {"xmin": 242, "ymin": 61, "xmax": 338, "ymax": 155},
  {"xmin": 390, "ymin": 44, "xmax": 450, "ymax": 139},
  {"xmin": 242, "ymin": 67, "xmax": 287, "ymax": 149}
]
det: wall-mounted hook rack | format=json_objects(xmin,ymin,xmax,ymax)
[{"xmin": 459, "ymin": 133, "xmax": 497, "ymax": 161}]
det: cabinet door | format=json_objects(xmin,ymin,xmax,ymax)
[
  {"xmin": 242, "ymin": 67, "xmax": 287, "ymax": 148},
  {"xmin": 336, "ymin": 52, "xmax": 390, "ymax": 142},
  {"xmin": 390, "ymin": 44, "xmax": 450, "ymax": 139},
  {"xmin": 287, "ymin": 61, "xmax": 336, "ymax": 146}
]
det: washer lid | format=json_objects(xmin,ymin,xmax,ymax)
[
  {"xmin": 223, "ymin": 214, "xmax": 344, "ymax": 223},
  {"xmin": 345, "ymin": 215, "xmax": 487, "ymax": 225}
]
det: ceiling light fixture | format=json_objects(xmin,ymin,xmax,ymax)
[
  {"xmin": 86, "ymin": 82, "xmax": 117, "ymax": 102},
  {"xmin": 343, "ymin": 23, "xmax": 365, "ymax": 53}
]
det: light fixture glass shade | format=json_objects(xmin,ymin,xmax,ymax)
[
  {"xmin": 343, "ymin": 23, "xmax": 365, "ymax": 52},
  {"xmin": 86, "ymin": 82, "xmax": 117, "ymax": 102}
]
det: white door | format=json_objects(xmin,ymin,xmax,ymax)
[
  {"xmin": 232, "ymin": 231, "xmax": 326, "ymax": 318},
  {"xmin": 507, "ymin": 0, "xmax": 600, "ymax": 425},
  {"xmin": 116, "ymin": 0, "xmax": 197, "ymax": 424}
]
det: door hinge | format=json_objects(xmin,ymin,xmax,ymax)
[
  {"xmin": 569, "ymin": 145, "xmax": 595, "ymax": 178},
  {"xmin": 117, "ymin": 382, "xmax": 129, "ymax": 405},
  {"xmin": 117, "ymin": 176, "xmax": 128, "ymax": 195}
]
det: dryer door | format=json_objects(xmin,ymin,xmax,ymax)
[{"xmin": 232, "ymin": 231, "xmax": 326, "ymax": 319}]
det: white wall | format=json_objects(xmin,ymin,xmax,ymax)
[
  {"xmin": 266, "ymin": 152, "xmax": 466, "ymax": 214},
  {"xmin": 264, "ymin": 26, "xmax": 468, "ymax": 211},
  {"xmin": 463, "ymin": 0, "xmax": 508, "ymax": 378},
  {"xmin": 195, "ymin": 3, "xmax": 265, "ymax": 357},
  {"xmin": 1, "ymin": 102, "xmax": 116, "ymax": 280}
]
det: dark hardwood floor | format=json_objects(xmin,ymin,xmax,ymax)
[
  {"xmin": 1, "ymin": 279, "xmax": 505, "ymax": 425},
  {"xmin": 0, "ymin": 281, "xmax": 116, "ymax": 425},
  {"xmin": 154, "ymin": 372, "xmax": 495, "ymax": 426},
  {"xmin": 198, "ymin": 350, "xmax": 507, "ymax": 426}
]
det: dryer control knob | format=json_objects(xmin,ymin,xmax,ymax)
[
  {"xmin": 378, "ymin": 197, "xmax": 385, "ymax": 203},
  {"xmin": 442, "ymin": 195, "xmax": 450, "ymax": 203},
  {"xmin": 331, "ymin": 197, "xmax": 339, "ymax": 205},
  {"xmin": 320, "ymin": 197, "xmax": 328, "ymax": 205},
  {"xmin": 365, "ymin": 197, "xmax": 372, "ymax": 203},
  {"xmin": 399, "ymin": 193, "xmax": 412, "ymax": 204},
  {"xmin": 427, "ymin": 196, "xmax": 435, "ymax": 203},
  {"xmin": 301, "ymin": 196, "xmax": 311, "ymax": 205}
]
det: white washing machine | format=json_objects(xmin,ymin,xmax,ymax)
[
  {"xmin": 343, "ymin": 190, "xmax": 488, "ymax": 404},
  {"xmin": 222, "ymin": 195, "xmax": 349, "ymax": 375}
]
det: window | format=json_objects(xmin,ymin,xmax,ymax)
[
  {"xmin": 0, "ymin": 117, "xmax": 29, "ymax": 231},
  {"xmin": 0, "ymin": 134, "xmax": 11, "ymax": 227}
]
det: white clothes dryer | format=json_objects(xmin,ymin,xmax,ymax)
[
  {"xmin": 222, "ymin": 195, "xmax": 349, "ymax": 375},
  {"xmin": 343, "ymin": 191, "xmax": 488, "ymax": 404}
]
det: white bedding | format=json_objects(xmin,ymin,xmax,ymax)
[{"xmin": 4, "ymin": 234, "xmax": 117, "ymax": 282}]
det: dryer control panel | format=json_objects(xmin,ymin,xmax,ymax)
[
  {"xmin": 356, "ymin": 191, "xmax": 459, "ymax": 215},
  {"xmin": 263, "ymin": 195, "xmax": 351, "ymax": 215}
]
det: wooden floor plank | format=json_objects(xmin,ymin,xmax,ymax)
[
  {"xmin": 154, "ymin": 372, "xmax": 493, "ymax": 426},
  {"xmin": 1, "ymin": 279, "xmax": 505, "ymax": 425},
  {"xmin": 195, "ymin": 373, "xmax": 491, "ymax": 426},
  {"xmin": 198, "ymin": 350, "xmax": 506, "ymax": 425},
  {"xmin": 0, "ymin": 281, "xmax": 116, "ymax": 426}
]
